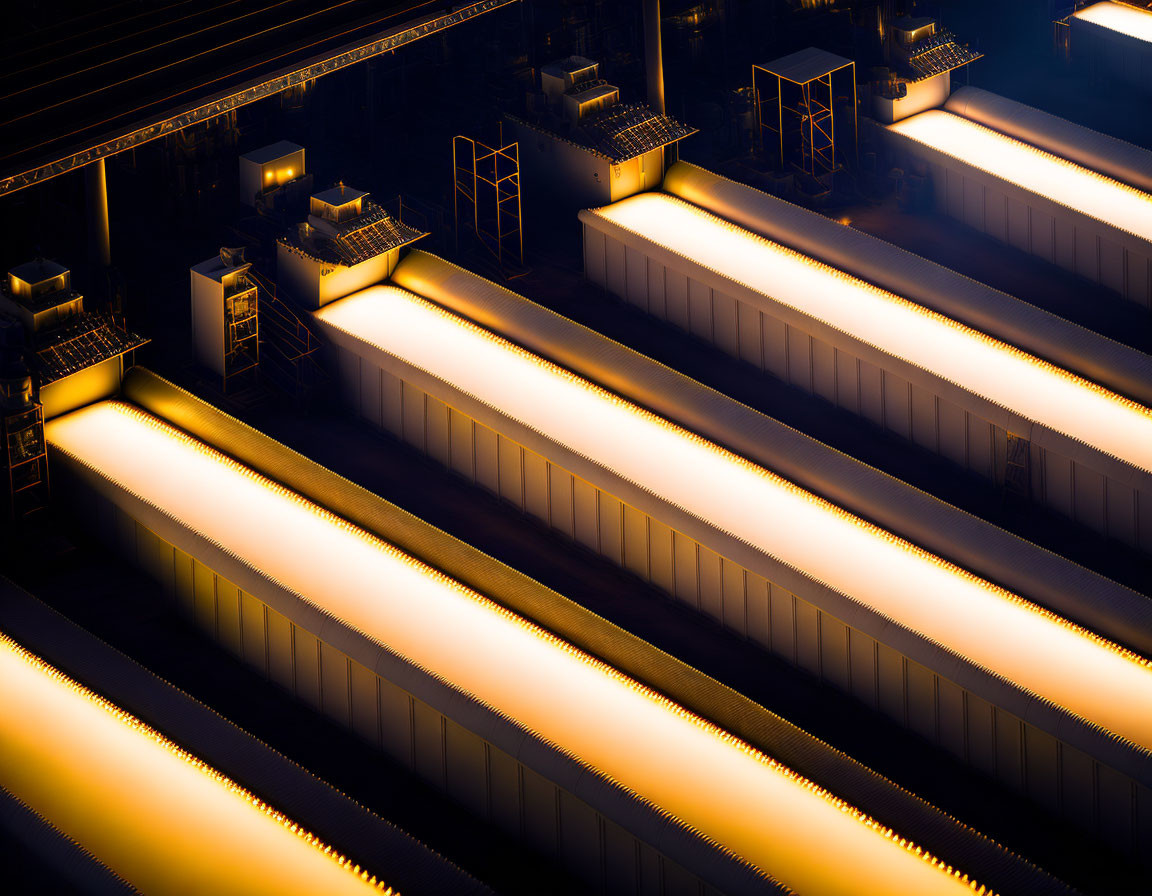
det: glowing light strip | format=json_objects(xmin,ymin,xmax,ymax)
[
  {"xmin": 315, "ymin": 286, "xmax": 1152, "ymax": 754},
  {"xmin": 47, "ymin": 401, "xmax": 988, "ymax": 896},
  {"xmin": 1074, "ymin": 2, "xmax": 1152, "ymax": 44},
  {"xmin": 888, "ymin": 108, "xmax": 1152, "ymax": 243},
  {"xmin": 591, "ymin": 192, "xmax": 1152, "ymax": 475},
  {"xmin": 0, "ymin": 629, "xmax": 392, "ymax": 896}
]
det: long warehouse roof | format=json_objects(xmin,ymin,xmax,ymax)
[
  {"xmin": 589, "ymin": 192, "xmax": 1152, "ymax": 477},
  {"xmin": 314, "ymin": 284, "xmax": 1152, "ymax": 753},
  {"xmin": 46, "ymin": 400, "xmax": 988, "ymax": 896},
  {"xmin": 1073, "ymin": 2, "xmax": 1152, "ymax": 44},
  {"xmin": 941, "ymin": 87, "xmax": 1152, "ymax": 194},
  {"xmin": 0, "ymin": 629, "xmax": 391, "ymax": 896},
  {"xmin": 887, "ymin": 109, "xmax": 1152, "ymax": 243}
]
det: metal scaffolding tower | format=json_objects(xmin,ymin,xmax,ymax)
[
  {"xmin": 753, "ymin": 48, "xmax": 857, "ymax": 178},
  {"xmin": 453, "ymin": 134, "xmax": 524, "ymax": 268}
]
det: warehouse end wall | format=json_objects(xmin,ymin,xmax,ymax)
[
  {"xmin": 506, "ymin": 119, "xmax": 662, "ymax": 210},
  {"xmin": 881, "ymin": 124, "xmax": 1152, "ymax": 309},
  {"xmin": 50, "ymin": 450, "xmax": 768, "ymax": 896},
  {"xmin": 326, "ymin": 340, "xmax": 1152, "ymax": 859},
  {"xmin": 581, "ymin": 219, "xmax": 1152, "ymax": 555},
  {"xmin": 276, "ymin": 242, "xmax": 397, "ymax": 310},
  {"xmin": 39, "ymin": 356, "xmax": 123, "ymax": 421}
]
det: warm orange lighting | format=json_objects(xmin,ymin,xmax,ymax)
[
  {"xmin": 1073, "ymin": 1, "xmax": 1152, "ymax": 43},
  {"xmin": 0, "ymin": 629, "xmax": 393, "ymax": 896},
  {"xmin": 265, "ymin": 170, "xmax": 275, "ymax": 182},
  {"xmin": 316, "ymin": 285, "xmax": 1152, "ymax": 754},
  {"xmin": 591, "ymin": 193, "xmax": 1152, "ymax": 476},
  {"xmin": 888, "ymin": 109, "xmax": 1152, "ymax": 243},
  {"xmin": 47, "ymin": 401, "xmax": 990, "ymax": 896}
]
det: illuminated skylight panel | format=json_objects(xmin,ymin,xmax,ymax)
[
  {"xmin": 592, "ymin": 192, "xmax": 1152, "ymax": 475},
  {"xmin": 888, "ymin": 109, "xmax": 1152, "ymax": 242},
  {"xmin": 0, "ymin": 631, "xmax": 391, "ymax": 896},
  {"xmin": 315, "ymin": 287, "xmax": 1152, "ymax": 752},
  {"xmin": 1074, "ymin": 2, "xmax": 1152, "ymax": 44},
  {"xmin": 46, "ymin": 402, "xmax": 983, "ymax": 896}
]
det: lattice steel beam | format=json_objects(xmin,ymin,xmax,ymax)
[{"xmin": 0, "ymin": 0, "xmax": 518, "ymax": 196}]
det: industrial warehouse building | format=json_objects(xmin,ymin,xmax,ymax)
[
  {"xmin": 883, "ymin": 86, "xmax": 1152, "ymax": 308},
  {"xmin": 1069, "ymin": 2, "xmax": 1152, "ymax": 92},
  {"xmin": 42, "ymin": 368, "xmax": 1074, "ymax": 896},
  {"xmin": 580, "ymin": 162, "xmax": 1152, "ymax": 554},
  {"xmin": 0, "ymin": 580, "xmax": 482, "ymax": 896},
  {"xmin": 312, "ymin": 251, "xmax": 1152, "ymax": 857}
]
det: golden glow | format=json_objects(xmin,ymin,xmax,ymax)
[
  {"xmin": 888, "ymin": 109, "xmax": 1152, "ymax": 243},
  {"xmin": 47, "ymin": 401, "xmax": 988, "ymax": 896},
  {"xmin": 265, "ymin": 166, "xmax": 295, "ymax": 186},
  {"xmin": 592, "ymin": 193, "xmax": 1152, "ymax": 476},
  {"xmin": 1073, "ymin": 2, "xmax": 1152, "ymax": 43},
  {"xmin": 315, "ymin": 286, "xmax": 1152, "ymax": 753},
  {"xmin": 0, "ymin": 629, "xmax": 392, "ymax": 896}
]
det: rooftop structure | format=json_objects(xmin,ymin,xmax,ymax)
[
  {"xmin": 582, "ymin": 168, "xmax": 1152, "ymax": 553},
  {"xmin": 540, "ymin": 56, "xmax": 600, "ymax": 99},
  {"xmin": 505, "ymin": 55, "xmax": 695, "ymax": 208},
  {"xmin": 884, "ymin": 87, "xmax": 1152, "ymax": 307},
  {"xmin": 889, "ymin": 19, "xmax": 982, "ymax": 81},
  {"xmin": 579, "ymin": 102, "xmax": 697, "ymax": 164},
  {"xmin": 0, "ymin": 260, "xmax": 147, "ymax": 419},
  {"xmin": 872, "ymin": 18, "xmax": 981, "ymax": 123},
  {"xmin": 31, "ymin": 313, "xmax": 148, "ymax": 386},
  {"xmin": 44, "ymin": 395, "xmax": 1015, "ymax": 895},
  {"xmin": 277, "ymin": 186, "xmax": 427, "ymax": 309},
  {"xmin": 0, "ymin": 629, "xmax": 394, "ymax": 895},
  {"xmin": 239, "ymin": 140, "xmax": 309, "ymax": 210},
  {"xmin": 190, "ymin": 249, "xmax": 260, "ymax": 388},
  {"xmin": 2, "ymin": 261, "xmax": 82, "ymax": 334}
]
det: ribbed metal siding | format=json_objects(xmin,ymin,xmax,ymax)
[
  {"xmin": 883, "ymin": 121, "xmax": 1152, "ymax": 310},
  {"xmin": 660, "ymin": 161, "xmax": 1152, "ymax": 408},
  {"xmin": 388, "ymin": 251, "xmax": 1152, "ymax": 661},
  {"xmin": 583, "ymin": 215, "xmax": 1152, "ymax": 555},
  {"xmin": 109, "ymin": 369, "xmax": 1110, "ymax": 886},
  {"xmin": 0, "ymin": 579, "xmax": 494, "ymax": 896},
  {"xmin": 49, "ymin": 434, "xmax": 782, "ymax": 896},
  {"xmin": 1070, "ymin": 16, "xmax": 1152, "ymax": 96},
  {"xmin": 329, "ymin": 341, "xmax": 1152, "ymax": 860}
]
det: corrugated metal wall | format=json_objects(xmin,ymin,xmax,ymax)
[
  {"xmin": 583, "ymin": 222, "xmax": 1152, "ymax": 554},
  {"xmin": 1071, "ymin": 17, "xmax": 1152, "ymax": 94},
  {"xmin": 51, "ymin": 456, "xmax": 763, "ymax": 896},
  {"xmin": 332, "ymin": 344, "xmax": 1152, "ymax": 857},
  {"xmin": 885, "ymin": 128, "xmax": 1152, "ymax": 310}
]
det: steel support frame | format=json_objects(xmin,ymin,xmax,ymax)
[
  {"xmin": 0, "ymin": 0, "xmax": 518, "ymax": 196},
  {"xmin": 453, "ymin": 135, "xmax": 523, "ymax": 268},
  {"xmin": 753, "ymin": 61, "xmax": 857, "ymax": 177}
]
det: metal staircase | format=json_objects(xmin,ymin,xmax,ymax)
[{"xmin": 246, "ymin": 270, "xmax": 328, "ymax": 402}]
